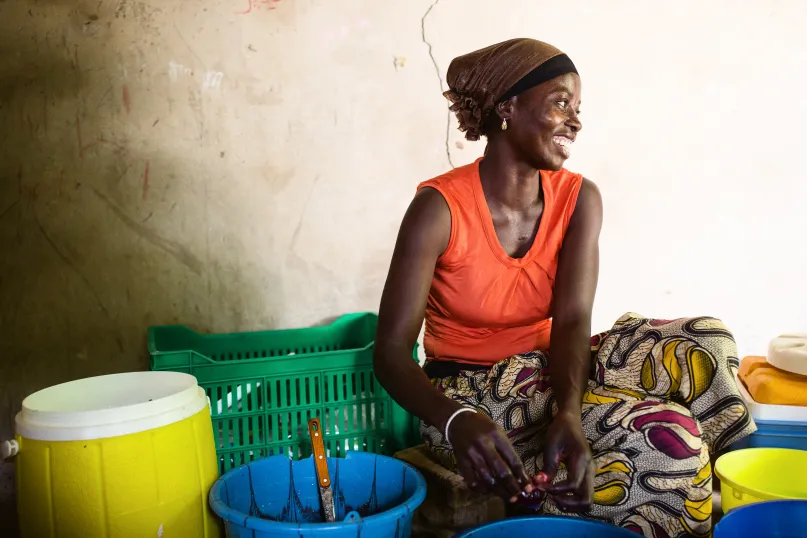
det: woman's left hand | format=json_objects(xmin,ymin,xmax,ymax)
[{"xmin": 538, "ymin": 411, "xmax": 595, "ymax": 513}]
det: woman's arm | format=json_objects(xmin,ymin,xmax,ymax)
[
  {"xmin": 541, "ymin": 177, "xmax": 603, "ymax": 511},
  {"xmin": 374, "ymin": 187, "xmax": 456, "ymax": 431},
  {"xmin": 374, "ymin": 188, "xmax": 531, "ymax": 500},
  {"xmin": 551, "ymin": 178, "xmax": 603, "ymax": 418}
]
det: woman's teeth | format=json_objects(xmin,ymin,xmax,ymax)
[
  {"xmin": 553, "ymin": 136, "xmax": 572, "ymax": 147},
  {"xmin": 553, "ymin": 136, "xmax": 572, "ymax": 157}
]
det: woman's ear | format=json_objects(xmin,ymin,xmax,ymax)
[{"xmin": 496, "ymin": 99, "xmax": 514, "ymax": 121}]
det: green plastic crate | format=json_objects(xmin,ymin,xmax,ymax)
[{"xmin": 148, "ymin": 313, "xmax": 420, "ymax": 474}]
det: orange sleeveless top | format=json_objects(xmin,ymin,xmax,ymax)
[{"xmin": 418, "ymin": 158, "xmax": 583, "ymax": 366}]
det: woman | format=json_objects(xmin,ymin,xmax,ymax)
[{"xmin": 373, "ymin": 38, "xmax": 755, "ymax": 537}]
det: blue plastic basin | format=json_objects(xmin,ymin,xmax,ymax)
[
  {"xmin": 715, "ymin": 500, "xmax": 807, "ymax": 538},
  {"xmin": 209, "ymin": 451, "xmax": 426, "ymax": 537},
  {"xmin": 455, "ymin": 516, "xmax": 639, "ymax": 537}
]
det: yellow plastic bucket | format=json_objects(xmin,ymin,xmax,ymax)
[
  {"xmin": 715, "ymin": 448, "xmax": 807, "ymax": 512},
  {"xmin": 9, "ymin": 372, "xmax": 221, "ymax": 537}
]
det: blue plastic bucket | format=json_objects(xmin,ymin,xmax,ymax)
[
  {"xmin": 209, "ymin": 451, "xmax": 426, "ymax": 537},
  {"xmin": 714, "ymin": 500, "xmax": 807, "ymax": 538},
  {"xmin": 454, "ymin": 516, "xmax": 638, "ymax": 537}
]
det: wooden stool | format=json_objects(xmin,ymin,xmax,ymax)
[{"xmin": 394, "ymin": 444, "xmax": 505, "ymax": 538}]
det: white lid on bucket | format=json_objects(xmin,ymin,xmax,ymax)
[
  {"xmin": 768, "ymin": 334, "xmax": 807, "ymax": 376},
  {"xmin": 15, "ymin": 372, "xmax": 209, "ymax": 442}
]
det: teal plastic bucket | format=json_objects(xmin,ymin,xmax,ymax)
[
  {"xmin": 455, "ymin": 516, "xmax": 638, "ymax": 537},
  {"xmin": 209, "ymin": 452, "xmax": 426, "ymax": 537}
]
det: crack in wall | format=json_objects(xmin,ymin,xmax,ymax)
[
  {"xmin": 421, "ymin": 0, "xmax": 455, "ymax": 168},
  {"xmin": 0, "ymin": 200, "xmax": 19, "ymax": 224},
  {"xmin": 34, "ymin": 214, "xmax": 111, "ymax": 319},
  {"xmin": 92, "ymin": 188, "xmax": 204, "ymax": 275}
]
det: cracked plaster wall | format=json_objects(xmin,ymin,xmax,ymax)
[{"xmin": 3, "ymin": 0, "xmax": 807, "ymax": 529}]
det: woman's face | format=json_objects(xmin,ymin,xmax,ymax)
[{"xmin": 504, "ymin": 72, "xmax": 582, "ymax": 171}]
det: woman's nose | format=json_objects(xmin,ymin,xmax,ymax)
[{"xmin": 566, "ymin": 112, "xmax": 582, "ymax": 133}]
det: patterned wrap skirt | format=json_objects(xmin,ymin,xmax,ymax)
[{"xmin": 420, "ymin": 313, "xmax": 756, "ymax": 538}]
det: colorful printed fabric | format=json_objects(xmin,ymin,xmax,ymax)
[{"xmin": 420, "ymin": 313, "xmax": 756, "ymax": 538}]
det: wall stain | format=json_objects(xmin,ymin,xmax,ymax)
[
  {"xmin": 237, "ymin": 0, "xmax": 282, "ymax": 15},
  {"xmin": 141, "ymin": 160, "xmax": 150, "ymax": 199},
  {"xmin": 114, "ymin": 0, "xmax": 129, "ymax": 19},
  {"xmin": 76, "ymin": 113, "xmax": 128, "ymax": 157},
  {"xmin": 82, "ymin": 137, "xmax": 126, "ymax": 155},
  {"xmin": 121, "ymin": 84, "xmax": 131, "ymax": 114},
  {"xmin": 42, "ymin": 92, "xmax": 48, "ymax": 132},
  {"xmin": 75, "ymin": 112, "xmax": 83, "ymax": 158},
  {"xmin": 188, "ymin": 90, "xmax": 205, "ymax": 141},
  {"xmin": 72, "ymin": 44, "xmax": 80, "ymax": 72},
  {"xmin": 92, "ymin": 188, "xmax": 204, "ymax": 275}
]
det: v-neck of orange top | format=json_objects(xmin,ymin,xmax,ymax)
[{"xmin": 471, "ymin": 158, "xmax": 550, "ymax": 268}]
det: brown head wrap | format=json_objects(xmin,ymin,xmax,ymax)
[{"xmin": 444, "ymin": 38, "xmax": 577, "ymax": 141}]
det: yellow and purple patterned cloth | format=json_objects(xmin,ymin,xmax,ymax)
[{"xmin": 421, "ymin": 313, "xmax": 756, "ymax": 538}]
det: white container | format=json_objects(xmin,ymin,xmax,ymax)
[
  {"xmin": 736, "ymin": 375, "xmax": 807, "ymax": 423},
  {"xmin": 15, "ymin": 371, "xmax": 208, "ymax": 441}
]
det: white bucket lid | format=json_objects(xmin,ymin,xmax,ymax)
[
  {"xmin": 15, "ymin": 372, "xmax": 209, "ymax": 442},
  {"xmin": 768, "ymin": 334, "xmax": 807, "ymax": 376}
]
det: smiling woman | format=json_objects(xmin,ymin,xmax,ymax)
[{"xmin": 373, "ymin": 38, "xmax": 755, "ymax": 538}]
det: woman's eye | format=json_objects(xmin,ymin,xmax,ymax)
[{"xmin": 557, "ymin": 99, "xmax": 569, "ymax": 109}]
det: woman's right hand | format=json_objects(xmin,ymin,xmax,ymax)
[{"xmin": 448, "ymin": 410, "xmax": 534, "ymax": 501}]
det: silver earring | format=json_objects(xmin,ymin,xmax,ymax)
[{"xmin": 501, "ymin": 118, "xmax": 508, "ymax": 131}]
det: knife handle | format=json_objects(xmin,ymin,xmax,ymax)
[{"xmin": 308, "ymin": 418, "xmax": 331, "ymax": 487}]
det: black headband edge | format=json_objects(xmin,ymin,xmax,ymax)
[{"xmin": 499, "ymin": 54, "xmax": 578, "ymax": 103}]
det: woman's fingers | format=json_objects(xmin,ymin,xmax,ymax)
[
  {"xmin": 541, "ymin": 439, "xmax": 562, "ymax": 484},
  {"xmin": 493, "ymin": 433, "xmax": 533, "ymax": 492},
  {"xmin": 478, "ymin": 440, "xmax": 523, "ymax": 499},
  {"xmin": 551, "ymin": 456, "xmax": 594, "ymax": 513},
  {"xmin": 554, "ymin": 493, "xmax": 592, "ymax": 513},
  {"xmin": 467, "ymin": 447, "xmax": 513, "ymax": 499},
  {"xmin": 464, "ymin": 446, "xmax": 495, "ymax": 486},
  {"xmin": 450, "ymin": 412, "xmax": 533, "ymax": 500},
  {"xmin": 554, "ymin": 483, "xmax": 593, "ymax": 513},
  {"xmin": 456, "ymin": 457, "xmax": 487, "ymax": 493},
  {"xmin": 549, "ymin": 449, "xmax": 588, "ymax": 493}
]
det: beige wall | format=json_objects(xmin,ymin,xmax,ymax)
[{"xmin": 2, "ymin": 0, "xmax": 807, "ymax": 521}]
